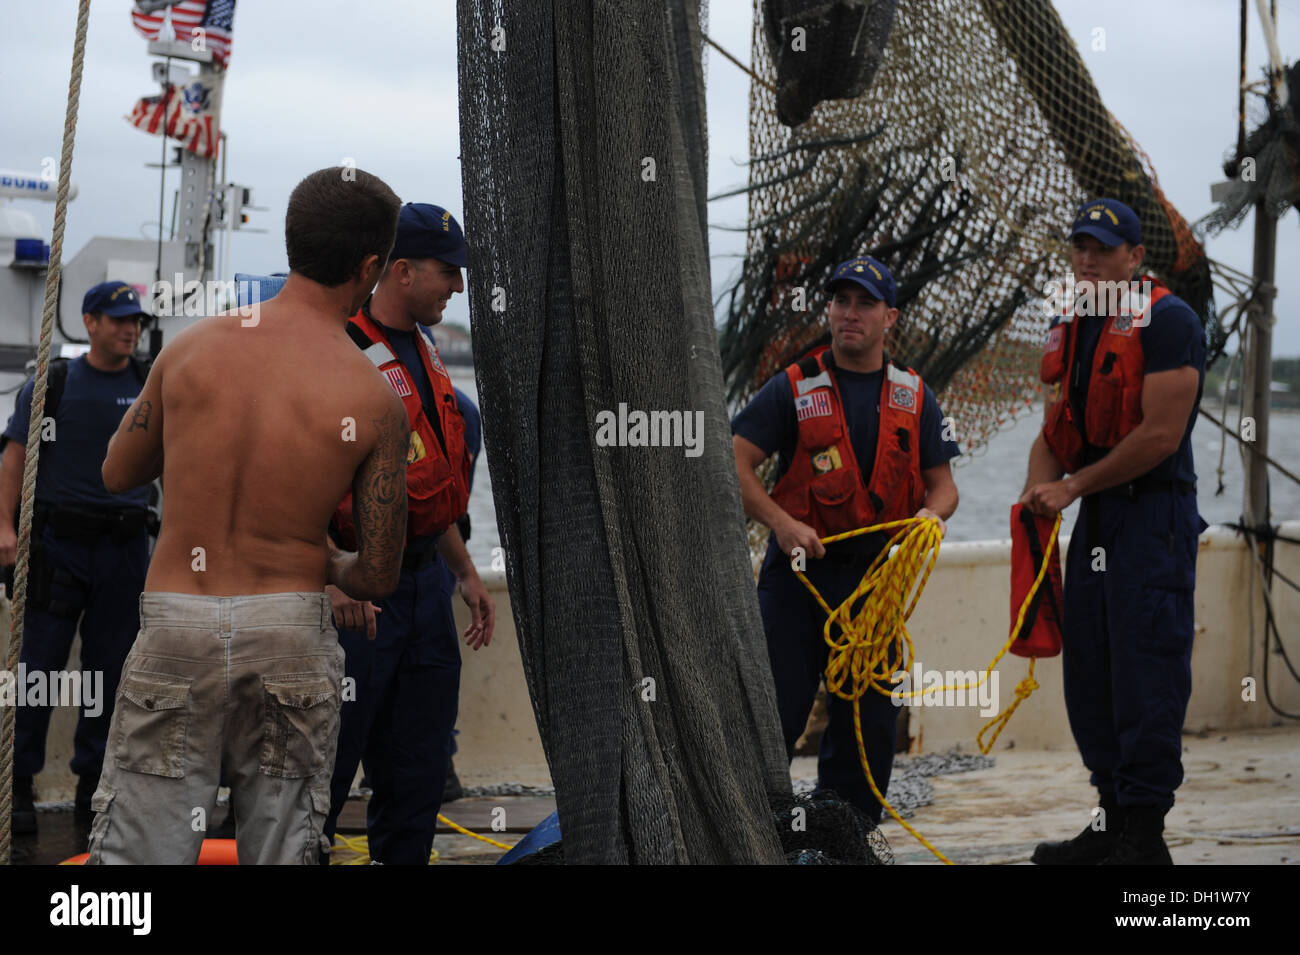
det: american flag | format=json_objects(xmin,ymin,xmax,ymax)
[
  {"xmin": 197, "ymin": 0, "xmax": 236, "ymax": 68},
  {"xmin": 796, "ymin": 391, "xmax": 833, "ymax": 421},
  {"xmin": 130, "ymin": 2, "xmax": 168, "ymax": 41},
  {"xmin": 383, "ymin": 367, "xmax": 413, "ymax": 398},
  {"xmin": 126, "ymin": 81, "xmax": 219, "ymax": 159},
  {"xmin": 129, "ymin": 1, "xmax": 237, "ymax": 69}
]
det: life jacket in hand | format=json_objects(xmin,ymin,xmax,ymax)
[
  {"xmin": 770, "ymin": 347, "xmax": 926, "ymax": 537},
  {"xmin": 1040, "ymin": 275, "xmax": 1172, "ymax": 473},
  {"xmin": 1008, "ymin": 503, "xmax": 1063, "ymax": 658},
  {"xmin": 332, "ymin": 308, "xmax": 471, "ymax": 548}
]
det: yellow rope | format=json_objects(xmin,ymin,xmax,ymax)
[
  {"xmin": 329, "ymin": 814, "xmax": 515, "ymax": 864},
  {"xmin": 793, "ymin": 510, "xmax": 1062, "ymax": 865},
  {"xmin": 1, "ymin": 0, "xmax": 91, "ymax": 867},
  {"xmin": 794, "ymin": 516, "xmax": 954, "ymax": 863},
  {"xmin": 436, "ymin": 812, "xmax": 514, "ymax": 850}
]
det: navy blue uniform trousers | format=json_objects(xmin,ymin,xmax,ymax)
[
  {"xmin": 15, "ymin": 524, "xmax": 147, "ymax": 779},
  {"xmin": 321, "ymin": 554, "xmax": 461, "ymax": 864},
  {"xmin": 758, "ymin": 542, "xmax": 900, "ymax": 823},
  {"xmin": 1063, "ymin": 489, "xmax": 1204, "ymax": 809}
]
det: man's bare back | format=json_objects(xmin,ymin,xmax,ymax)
[{"xmin": 103, "ymin": 289, "xmax": 409, "ymax": 599}]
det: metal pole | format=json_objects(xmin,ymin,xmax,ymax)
[
  {"xmin": 1243, "ymin": 198, "xmax": 1276, "ymax": 549},
  {"xmin": 154, "ymin": 55, "xmax": 170, "ymax": 290}
]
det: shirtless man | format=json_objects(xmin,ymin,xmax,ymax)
[{"xmin": 87, "ymin": 167, "xmax": 408, "ymax": 865}]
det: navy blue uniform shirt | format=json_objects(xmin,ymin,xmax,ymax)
[
  {"xmin": 1066, "ymin": 293, "xmax": 1206, "ymax": 484},
  {"xmin": 453, "ymin": 387, "xmax": 481, "ymax": 492},
  {"xmin": 732, "ymin": 364, "xmax": 961, "ymax": 487},
  {"xmin": 4, "ymin": 356, "xmax": 151, "ymax": 510}
]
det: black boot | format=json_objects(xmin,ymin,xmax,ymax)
[
  {"xmin": 1031, "ymin": 793, "xmax": 1122, "ymax": 865},
  {"xmin": 12, "ymin": 775, "xmax": 37, "ymax": 835},
  {"xmin": 443, "ymin": 760, "xmax": 464, "ymax": 804},
  {"xmin": 74, "ymin": 773, "xmax": 100, "ymax": 825},
  {"xmin": 1100, "ymin": 806, "xmax": 1173, "ymax": 865}
]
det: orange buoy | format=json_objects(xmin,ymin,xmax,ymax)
[{"xmin": 60, "ymin": 838, "xmax": 239, "ymax": 865}]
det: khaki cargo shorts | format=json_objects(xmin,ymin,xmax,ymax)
[{"xmin": 87, "ymin": 591, "xmax": 344, "ymax": 865}]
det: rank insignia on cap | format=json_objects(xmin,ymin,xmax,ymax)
[
  {"xmin": 1090, "ymin": 210, "xmax": 1101, "ymax": 220},
  {"xmin": 441, "ymin": 211, "xmax": 452, "ymax": 232},
  {"xmin": 854, "ymin": 265, "xmax": 864, "ymax": 272},
  {"xmin": 812, "ymin": 447, "xmax": 842, "ymax": 474}
]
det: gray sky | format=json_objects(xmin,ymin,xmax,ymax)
[{"xmin": 3, "ymin": 0, "xmax": 1298, "ymax": 353}]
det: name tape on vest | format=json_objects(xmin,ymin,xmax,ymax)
[{"xmin": 796, "ymin": 370, "xmax": 832, "ymax": 395}]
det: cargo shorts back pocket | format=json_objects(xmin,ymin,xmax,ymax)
[
  {"xmin": 114, "ymin": 672, "xmax": 193, "ymax": 778},
  {"xmin": 260, "ymin": 674, "xmax": 338, "ymax": 778}
]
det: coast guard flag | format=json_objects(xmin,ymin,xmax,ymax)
[
  {"xmin": 130, "ymin": 1, "xmax": 237, "ymax": 68},
  {"xmin": 126, "ymin": 81, "xmax": 219, "ymax": 158}
]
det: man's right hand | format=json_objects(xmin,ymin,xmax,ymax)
[
  {"xmin": 325, "ymin": 584, "xmax": 381, "ymax": 641},
  {"xmin": 776, "ymin": 519, "xmax": 826, "ymax": 561},
  {"xmin": 0, "ymin": 525, "xmax": 17, "ymax": 568}
]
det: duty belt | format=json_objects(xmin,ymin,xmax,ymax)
[
  {"xmin": 1103, "ymin": 477, "xmax": 1196, "ymax": 500},
  {"xmin": 401, "ymin": 534, "xmax": 442, "ymax": 572},
  {"xmin": 35, "ymin": 503, "xmax": 152, "ymax": 541}
]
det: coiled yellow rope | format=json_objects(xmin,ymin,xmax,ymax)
[
  {"xmin": 793, "ymin": 511, "xmax": 1061, "ymax": 865},
  {"xmin": 794, "ymin": 516, "xmax": 953, "ymax": 863}
]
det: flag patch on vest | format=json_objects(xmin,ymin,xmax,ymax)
[
  {"xmin": 1044, "ymin": 326, "xmax": 1064, "ymax": 352},
  {"xmin": 795, "ymin": 391, "xmax": 833, "ymax": 421},
  {"xmin": 383, "ymin": 367, "xmax": 412, "ymax": 397},
  {"xmin": 888, "ymin": 384, "xmax": 917, "ymax": 412}
]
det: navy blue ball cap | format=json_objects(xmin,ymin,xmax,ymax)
[
  {"xmin": 1069, "ymin": 198, "xmax": 1142, "ymax": 247},
  {"xmin": 826, "ymin": 256, "xmax": 896, "ymax": 307},
  {"xmin": 82, "ymin": 280, "xmax": 146, "ymax": 318},
  {"xmin": 390, "ymin": 202, "xmax": 467, "ymax": 268}
]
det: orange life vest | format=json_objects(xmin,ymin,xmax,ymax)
[
  {"xmin": 1040, "ymin": 275, "xmax": 1172, "ymax": 473},
  {"xmin": 332, "ymin": 308, "xmax": 471, "ymax": 548},
  {"xmin": 770, "ymin": 347, "xmax": 926, "ymax": 537}
]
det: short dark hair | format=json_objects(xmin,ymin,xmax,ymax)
[{"xmin": 285, "ymin": 167, "xmax": 401, "ymax": 287}]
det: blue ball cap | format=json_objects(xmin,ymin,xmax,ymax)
[
  {"xmin": 826, "ymin": 256, "xmax": 896, "ymax": 307},
  {"xmin": 82, "ymin": 280, "xmax": 146, "ymax": 318},
  {"xmin": 1069, "ymin": 198, "xmax": 1142, "ymax": 247},
  {"xmin": 390, "ymin": 203, "xmax": 467, "ymax": 268}
]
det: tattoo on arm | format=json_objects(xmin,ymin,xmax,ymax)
[
  {"xmin": 127, "ymin": 399, "xmax": 153, "ymax": 433},
  {"xmin": 352, "ymin": 405, "xmax": 408, "ymax": 589}
]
